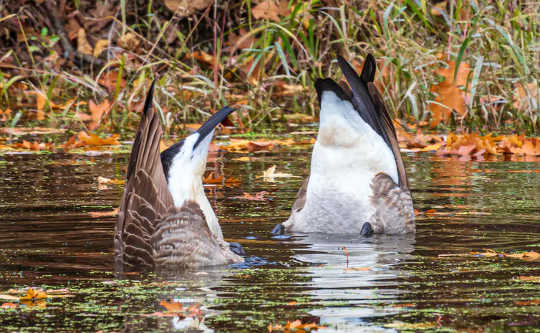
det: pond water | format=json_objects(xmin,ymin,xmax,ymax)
[{"xmin": 0, "ymin": 143, "xmax": 539, "ymax": 332}]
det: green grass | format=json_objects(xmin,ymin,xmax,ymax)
[{"xmin": 0, "ymin": 0, "xmax": 538, "ymax": 139}]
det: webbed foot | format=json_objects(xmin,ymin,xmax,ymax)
[
  {"xmin": 360, "ymin": 222, "xmax": 373, "ymax": 237},
  {"xmin": 229, "ymin": 242, "xmax": 246, "ymax": 256},
  {"xmin": 271, "ymin": 223, "xmax": 285, "ymax": 235}
]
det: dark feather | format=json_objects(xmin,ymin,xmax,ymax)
[
  {"xmin": 337, "ymin": 55, "xmax": 409, "ymax": 189},
  {"xmin": 115, "ymin": 82, "xmax": 175, "ymax": 271}
]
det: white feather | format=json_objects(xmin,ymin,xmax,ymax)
[
  {"xmin": 167, "ymin": 131, "xmax": 223, "ymax": 241},
  {"xmin": 284, "ymin": 90, "xmax": 397, "ymax": 233}
]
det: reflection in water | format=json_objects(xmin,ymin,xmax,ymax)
[{"xmin": 289, "ymin": 234, "xmax": 415, "ymax": 332}]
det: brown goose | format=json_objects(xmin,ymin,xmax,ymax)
[
  {"xmin": 273, "ymin": 54, "xmax": 415, "ymax": 235},
  {"xmin": 114, "ymin": 81, "xmax": 243, "ymax": 272}
]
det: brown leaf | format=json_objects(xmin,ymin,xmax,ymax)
[
  {"xmin": 77, "ymin": 28, "xmax": 93, "ymax": 56},
  {"xmin": 1, "ymin": 302, "xmax": 17, "ymax": 308},
  {"xmin": 160, "ymin": 300, "xmax": 183, "ymax": 312},
  {"xmin": 163, "ymin": 0, "xmax": 212, "ymax": 16},
  {"xmin": 87, "ymin": 100, "xmax": 111, "ymax": 130},
  {"xmin": 252, "ymin": 0, "xmax": 290, "ymax": 22},
  {"xmin": 117, "ymin": 33, "xmax": 139, "ymax": 51},
  {"xmin": 63, "ymin": 131, "xmax": 120, "ymax": 151},
  {"xmin": 98, "ymin": 71, "xmax": 126, "ymax": 93},
  {"xmin": 97, "ymin": 176, "xmax": 124, "ymax": 185},
  {"xmin": 20, "ymin": 288, "xmax": 47, "ymax": 301},
  {"xmin": 93, "ymin": 39, "xmax": 109, "ymax": 57},
  {"xmin": 88, "ymin": 208, "xmax": 119, "ymax": 218},
  {"xmin": 513, "ymin": 80, "xmax": 539, "ymax": 111},
  {"xmin": 202, "ymin": 175, "xmax": 241, "ymax": 187},
  {"xmin": 429, "ymin": 60, "xmax": 471, "ymax": 127},
  {"xmin": 233, "ymin": 191, "xmax": 269, "ymax": 201},
  {"xmin": 519, "ymin": 276, "xmax": 540, "ymax": 283}
]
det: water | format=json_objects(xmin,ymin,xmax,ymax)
[{"xmin": 0, "ymin": 146, "xmax": 539, "ymax": 332}]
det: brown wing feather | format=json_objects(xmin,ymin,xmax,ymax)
[
  {"xmin": 152, "ymin": 201, "xmax": 241, "ymax": 271},
  {"xmin": 291, "ymin": 177, "xmax": 309, "ymax": 213},
  {"xmin": 114, "ymin": 82, "xmax": 174, "ymax": 271},
  {"xmin": 369, "ymin": 173, "xmax": 415, "ymax": 234},
  {"xmin": 367, "ymin": 83, "xmax": 409, "ymax": 190}
]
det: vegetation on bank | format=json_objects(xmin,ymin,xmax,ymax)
[{"xmin": 0, "ymin": 0, "xmax": 538, "ymax": 143}]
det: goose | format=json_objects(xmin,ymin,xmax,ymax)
[
  {"xmin": 273, "ymin": 54, "xmax": 415, "ymax": 236},
  {"xmin": 114, "ymin": 81, "xmax": 244, "ymax": 272}
]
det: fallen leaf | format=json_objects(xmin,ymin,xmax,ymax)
[
  {"xmin": 233, "ymin": 191, "xmax": 269, "ymax": 201},
  {"xmin": 76, "ymin": 99, "xmax": 111, "ymax": 130},
  {"xmin": 202, "ymin": 175, "xmax": 241, "ymax": 186},
  {"xmin": 439, "ymin": 249, "xmax": 540, "ymax": 262},
  {"xmin": 77, "ymin": 28, "xmax": 93, "ymax": 55},
  {"xmin": 252, "ymin": 0, "xmax": 290, "ymax": 22},
  {"xmin": 268, "ymin": 319, "xmax": 325, "ymax": 332},
  {"xmin": 513, "ymin": 80, "xmax": 539, "ymax": 111},
  {"xmin": 117, "ymin": 32, "xmax": 139, "ymax": 51},
  {"xmin": 160, "ymin": 300, "xmax": 183, "ymax": 313},
  {"xmin": 261, "ymin": 165, "xmax": 298, "ymax": 182},
  {"xmin": 0, "ymin": 108, "xmax": 12, "ymax": 122},
  {"xmin": 514, "ymin": 299, "xmax": 540, "ymax": 306},
  {"xmin": 385, "ymin": 321, "xmax": 438, "ymax": 329},
  {"xmin": 97, "ymin": 176, "xmax": 124, "ymax": 185},
  {"xmin": 98, "ymin": 71, "xmax": 126, "ymax": 93},
  {"xmin": 273, "ymin": 81, "xmax": 307, "ymax": 97},
  {"xmin": 0, "ymin": 127, "xmax": 66, "ymax": 135},
  {"xmin": 1, "ymin": 302, "xmax": 17, "ymax": 308},
  {"xmin": 518, "ymin": 276, "xmax": 540, "ymax": 283},
  {"xmin": 93, "ymin": 39, "xmax": 109, "ymax": 57},
  {"xmin": 188, "ymin": 50, "xmax": 220, "ymax": 70},
  {"xmin": 163, "ymin": 0, "xmax": 212, "ymax": 16},
  {"xmin": 344, "ymin": 267, "xmax": 370, "ymax": 272},
  {"xmin": 88, "ymin": 208, "xmax": 119, "ymax": 218},
  {"xmin": 63, "ymin": 131, "xmax": 120, "ymax": 151},
  {"xmin": 429, "ymin": 60, "xmax": 471, "ymax": 127},
  {"xmin": 20, "ymin": 288, "xmax": 47, "ymax": 301},
  {"xmin": 504, "ymin": 251, "xmax": 540, "ymax": 262}
]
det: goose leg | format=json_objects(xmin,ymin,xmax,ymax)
[
  {"xmin": 229, "ymin": 242, "xmax": 246, "ymax": 256},
  {"xmin": 271, "ymin": 223, "xmax": 285, "ymax": 235},
  {"xmin": 360, "ymin": 222, "xmax": 373, "ymax": 237}
]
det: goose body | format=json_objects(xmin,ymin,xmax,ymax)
[
  {"xmin": 114, "ymin": 82, "xmax": 243, "ymax": 272},
  {"xmin": 280, "ymin": 55, "xmax": 415, "ymax": 235}
]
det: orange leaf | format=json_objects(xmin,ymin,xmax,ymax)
[
  {"xmin": 429, "ymin": 61, "xmax": 471, "ymax": 127},
  {"xmin": 513, "ymin": 80, "xmax": 539, "ymax": 111},
  {"xmin": 252, "ymin": 0, "xmax": 290, "ymax": 22},
  {"xmin": 233, "ymin": 191, "xmax": 269, "ymax": 201},
  {"xmin": 1, "ymin": 302, "xmax": 17, "ymax": 308},
  {"xmin": 77, "ymin": 28, "xmax": 93, "ymax": 55},
  {"xmin": 20, "ymin": 288, "xmax": 47, "ymax": 301},
  {"xmin": 87, "ymin": 100, "xmax": 112, "ymax": 130},
  {"xmin": 98, "ymin": 71, "xmax": 126, "ymax": 93},
  {"xmin": 36, "ymin": 94, "xmax": 46, "ymax": 120},
  {"xmin": 519, "ymin": 276, "xmax": 540, "ymax": 283},
  {"xmin": 88, "ymin": 208, "xmax": 119, "ymax": 218},
  {"xmin": 159, "ymin": 300, "xmax": 183, "ymax": 313}
]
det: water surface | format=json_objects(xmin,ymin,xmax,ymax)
[{"xmin": 0, "ymin": 146, "xmax": 539, "ymax": 332}]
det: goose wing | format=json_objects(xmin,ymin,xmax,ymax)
[
  {"xmin": 115, "ymin": 81, "xmax": 174, "ymax": 271},
  {"xmin": 337, "ymin": 55, "xmax": 409, "ymax": 189}
]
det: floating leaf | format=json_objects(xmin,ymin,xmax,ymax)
[
  {"xmin": 233, "ymin": 191, "xmax": 269, "ymax": 201},
  {"xmin": 518, "ymin": 276, "xmax": 540, "ymax": 283},
  {"xmin": 261, "ymin": 165, "xmax": 298, "ymax": 182}
]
